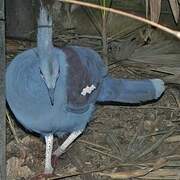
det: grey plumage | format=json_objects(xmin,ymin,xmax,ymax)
[{"xmin": 6, "ymin": 5, "xmax": 165, "ymax": 176}]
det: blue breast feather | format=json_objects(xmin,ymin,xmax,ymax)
[{"xmin": 6, "ymin": 46, "xmax": 106, "ymax": 136}]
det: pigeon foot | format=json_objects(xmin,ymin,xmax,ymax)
[{"xmin": 30, "ymin": 172, "xmax": 55, "ymax": 180}]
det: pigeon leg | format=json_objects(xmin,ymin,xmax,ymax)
[
  {"xmin": 52, "ymin": 130, "xmax": 83, "ymax": 167},
  {"xmin": 44, "ymin": 134, "xmax": 54, "ymax": 174},
  {"xmin": 31, "ymin": 134, "xmax": 54, "ymax": 179}
]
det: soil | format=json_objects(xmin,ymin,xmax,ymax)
[{"xmin": 6, "ymin": 38, "xmax": 180, "ymax": 180}]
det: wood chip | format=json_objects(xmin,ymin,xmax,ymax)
[
  {"xmin": 165, "ymin": 135, "xmax": 180, "ymax": 143},
  {"xmin": 7, "ymin": 157, "xmax": 34, "ymax": 179}
]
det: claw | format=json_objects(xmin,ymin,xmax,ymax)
[{"xmin": 30, "ymin": 172, "xmax": 55, "ymax": 180}]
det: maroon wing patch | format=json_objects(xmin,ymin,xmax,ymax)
[{"xmin": 62, "ymin": 47, "xmax": 98, "ymax": 113}]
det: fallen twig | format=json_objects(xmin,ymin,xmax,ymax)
[
  {"xmin": 170, "ymin": 90, "xmax": 180, "ymax": 108},
  {"xmin": 77, "ymin": 139, "xmax": 111, "ymax": 151},
  {"xmin": 6, "ymin": 110, "xmax": 21, "ymax": 144},
  {"xmin": 134, "ymin": 127, "xmax": 175, "ymax": 160},
  {"xmin": 97, "ymin": 158, "xmax": 168, "ymax": 179},
  {"xmin": 86, "ymin": 146, "xmax": 122, "ymax": 162}
]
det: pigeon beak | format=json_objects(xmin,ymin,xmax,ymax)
[{"xmin": 48, "ymin": 88, "xmax": 55, "ymax": 106}]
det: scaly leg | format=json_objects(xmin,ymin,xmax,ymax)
[
  {"xmin": 31, "ymin": 134, "xmax": 54, "ymax": 180},
  {"xmin": 44, "ymin": 134, "xmax": 54, "ymax": 174},
  {"xmin": 52, "ymin": 130, "xmax": 83, "ymax": 167}
]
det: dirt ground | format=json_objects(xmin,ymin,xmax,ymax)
[{"xmin": 6, "ymin": 37, "xmax": 180, "ymax": 180}]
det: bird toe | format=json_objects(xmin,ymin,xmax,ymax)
[
  {"xmin": 51, "ymin": 154, "xmax": 59, "ymax": 169},
  {"xmin": 30, "ymin": 172, "xmax": 55, "ymax": 180}
]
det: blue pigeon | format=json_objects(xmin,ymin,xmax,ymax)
[{"xmin": 6, "ymin": 5, "xmax": 165, "ymax": 176}]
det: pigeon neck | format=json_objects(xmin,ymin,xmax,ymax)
[
  {"xmin": 37, "ymin": 26, "xmax": 53, "ymax": 57},
  {"xmin": 37, "ymin": 7, "xmax": 53, "ymax": 58}
]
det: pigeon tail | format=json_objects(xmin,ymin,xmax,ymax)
[
  {"xmin": 150, "ymin": 79, "xmax": 165, "ymax": 99},
  {"xmin": 97, "ymin": 76, "xmax": 165, "ymax": 104}
]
